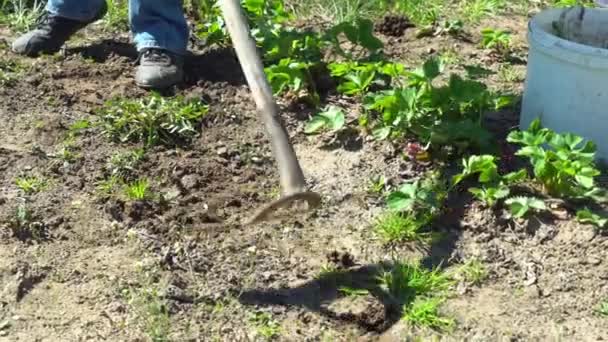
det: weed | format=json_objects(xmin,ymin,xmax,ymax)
[
  {"xmin": 597, "ymin": 300, "xmax": 608, "ymax": 317},
  {"xmin": 480, "ymin": 28, "xmax": 511, "ymax": 53},
  {"xmin": 461, "ymin": 0, "xmax": 505, "ymax": 23},
  {"xmin": 108, "ymin": 149, "xmax": 145, "ymax": 180},
  {"xmin": 389, "ymin": 0, "xmax": 444, "ymax": 26},
  {"xmin": 374, "ymin": 211, "xmax": 432, "ymax": 244},
  {"xmin": 454, "ymin": 259, "xmax": 487, "ymax": 286},
  {"xmin": 290, "ymin": 0, "xmax": 385, "ymax": 23},
  {"xmin": 97, "ymin": 174, "xmax": 121, "ymax": 196},
  {"xmin": 125, "ymin": 179, "xmax": 150, "ymax": 201},
  {"xmin": 498, "ymin": 64, "xmax": 524, "ymax": 84},
  {"xmin": 8, "ymin": 204, "xmax": 46, "ymax": 241},
  {"xmin": 338, "ymin": 286, "xmax": 370, "ymax": 296},
  {"xmin": 99, "ymin": 93, "xmax": 209, "ymax": 146},
  {"xmin": 378, "ymin": 260, "xmax": 453, "ymax": 304},
  {"xmin": 367, "ymin": 175, "xmax": 386, "ymax": 195},
  {"xmin": 403, "ymin": 296, "xmax": 455, "ymax": 331},
  {"xmin": 15, "ymin": 175, "xmax": 48, "ymax": 194},
  {"xmin": 122, "ymin": 273, "xmax": 171, "ymax": 341},
  {"xmin": 387, "ymin": 171, "xmax": 447, "ymax": 215},
  {"xmin": 378, "ymin": 260, "xmax": 454, "ymax": 330},
  {"xmin": 0, "ymin": 0, "xmax": 44, "ymax": 32},
  {"xmin": 0, "ymin": 58, "xmax": 24, "ymax": 86},
  {"xmin": 103, "ymin": 0, "xmax": 129, "ymax": 31},
  {"xmin": 249, "ymin": 312, "xmax": 281, "ymax": 340}
]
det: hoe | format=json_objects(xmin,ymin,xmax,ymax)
[{"xmin": 219, "ymin": 0, "xmax": 322, "ymax": 224}]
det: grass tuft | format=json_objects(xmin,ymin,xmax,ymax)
[
  {"xmin": 374, "ymin": 211, "xmax": 432, "ymax": 244},
  {"xmin": 378, "ymin": 260, "xmax": 454, "ymax": 330},
  {"xmin": 15, "ymin": 175, "xmax": 48, "ymax": 194}
]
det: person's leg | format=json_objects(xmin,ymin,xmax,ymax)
[
  {"xmin": 129, "ymin": 0, "xmax": 189, "ymax": 88},
  {"xmin": 12, "ymin": 0, "xmax": 107, "ymax": 56},
  {"xmin": 46, "ymin": 0, "xmax": 106, "ymax": 22}
]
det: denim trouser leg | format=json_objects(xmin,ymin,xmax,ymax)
[
  {"xmin": 47, "ymin": 0, "xmax": 189, "ymax": 55},
  {"xmin": 46, "ymin": 0, "xmax": 105, "ymax": 22},
  {"xmin": 129, "ymin": 0, "xmax": 189, "ymax": 55}
]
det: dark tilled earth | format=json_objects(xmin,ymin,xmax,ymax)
[{"xmin": 0, "ymin": 11, "xmax": 607, "ymax": 342}]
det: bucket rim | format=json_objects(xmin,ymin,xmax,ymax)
[{"xmin": 528, "ymin": 8, "xmax": 608, "ymax": 68}]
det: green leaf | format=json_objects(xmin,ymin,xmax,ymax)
[
  {"xmin": 502, "ymin": 169, "xmax": 527, "ymax": 185},
  {"xmin": 505, "ymin": 196, "xmax": 546, "ymax": 219},
  {"xmin": 373, "ymin": 127, "xmax": 391, "ymax": 140},
  {"xmin": 422, "ymin": 57, "xmax": 443, "ymax": 81},
  {"xmin": 387, "ymin": 183, "xmax": 419, "ymax": 212},
  {"xmin": 576, "ymin": 208, "xmax": 608, "ymax": 229},
  {"xmin": 305, "ymin": 106, "xmax": 345, "ymax": 134},
  {"xmin": 304, "ymin": 116, "xmax": 328, "ymax": 134}
]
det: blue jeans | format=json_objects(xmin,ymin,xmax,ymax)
[{"xmin": 46, "ymin": 0, "xmax": 189, "ymax": 54}]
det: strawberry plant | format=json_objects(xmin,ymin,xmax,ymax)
[
  {"xmin": 304, "ymin": 106, "xmax": 345, "ymax": 134},
  {"xmin": 265, "ymin": 58, "xmax": 310, "ymax": 95},
  {"xmin": 576, "ymin": 208, "xmax": 607, "ymax": 229},
  {"xmin": 505, "ymin": 196, "xmax": 547, "ymax": 219},
  {"xmin": 452, "ymin": 155, "xmax": 527, "ymax": 207},
  {"xmin": 387, "ymin": 172, "xmax": 447, "ymax": 216},
  {"xmin": 507, "ymin": 119, "xmax": 605, "ymax": 201},
  {"xmin": 363, "ymin": 58, "xmax": 512, "ymax": 152},
  {"xmin": 328, "ymin": 62, "xmax": 388, "ymax": 96},
  {"xmin": 324, "ymin": 18, "xmax": 384, "ymax": 59}
]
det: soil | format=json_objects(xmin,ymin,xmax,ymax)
[{"xmin": 0, "ymin": 8, "xmax": 607, "ymax": 342}]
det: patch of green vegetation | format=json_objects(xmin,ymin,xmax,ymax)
[
  {"xmin": 103, "ymin": 0, "xmax": 129, "ymax": 31},
  {"xmin": 460, "ymin": 0, "xmax": 506, "ymax": 23},
  {"xmin": 124, "ymin": 178, "xmax": 151, "ymax": 201},
  {"xmin": 374, "ymin": 211, "xmax": 433, "ymax": 244},
  {"xmin": 0, "ymin": 58, "xmax": 24, "ymax": 86},
  {"xmin": 403, "ymin": 296, "xmax": 455, "ymax": 331},
  {"xmin": 454, "ymin": 259, "xmax": 487, "ymax": 286},
  {"xmin": 338, "ymin": 286, "xmax": 370, "ymax": 296},
  {"xmin": 249, "ymin": 312, "xmax": 281, "ymax": 340},
  {"xmin": 122, "ymin": 270, "xmax": 171, "ymax": 342},
  {"xmin": 0, "ymin": 0, "xmax": 44, "ymax": 32},
  {"xmin": 99, "ymin": 93, "xmax": 209, "ymax": 146},
  {"xmin": 378, "ymin": 260, "xmax": 454, "ymax": 331},
  {"xmin": 387, "ymin": 0, "xmax": 444, "ymax": 26},
  {"xmin": 576, "ymin": 208, "xmax": 608, "ymax": 230},
  {"xmin": 480, "ymin": 28, "xmax": 512, "ymax": 54},
  {"xmin": 15, "ymin": 175, "xmax": 48, "ymax": 194},
  {"xmin": 305, "ymin": 106, "xmax": 346, "ymax": 134},
  {"xmin": 363, "ymin": 57, "xmax": 513, "ymax": 152},
  {"xmin": 290, "ymin": 0, "xmax": 386, "ymax": 24},
  {"xmin": 498, "ymin": 64, "xmax": 524, "ymax": 84},
  {"xmin": 107, "ymin": 149, "xmax": 145, "ymax": 180},
  {"xmin": 597, "ymin": 300, "xmax": 608, "ymax": 317},
  {"xmin": 505, "ymin": 196, "xmax": 547, "ymax": 219},
  {"xmin": 507, "ymin": 119, "xmax": 606, "ymax": 201},
  {"xmin": 376, "ymin": 171, "xmax": 447, "ymax": 244},
  {"xmin": 7, "ymin": 203, "xmax": 46, "ymax": 241},
  {"xmin": 452, "ymin": 155, "xmax": 527, "ymax": 207},
  {"xmin": 367, "ymin": 175, "xmax": 386, "ymax": 195}
]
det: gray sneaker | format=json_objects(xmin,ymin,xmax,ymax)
[
  {"xmin": 135, "ymin": 48, "xmax": 184, "ymax": 89},
  {"xmin": 12, "ymin": 5, "xmax": 107, "ymax": 57}
]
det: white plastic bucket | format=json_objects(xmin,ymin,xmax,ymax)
[{"xmin": 521, "ymin": 8, "xmax": 608, "ymax": 161}]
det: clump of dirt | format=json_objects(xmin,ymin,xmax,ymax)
[{"xmin": 376, "ymin": 15, "xmax": 415, "ymax": 37}]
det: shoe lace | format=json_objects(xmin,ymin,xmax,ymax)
[
  {"xmin": 138, "ymin": 48, "xmax": 171, "ymax": 64},
  {"xmin": 33, "ymin": 11, "xmax": 53, "ymax": 29}
]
